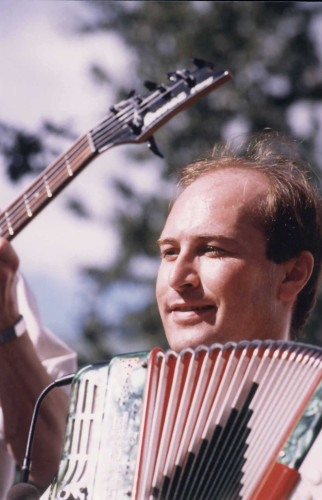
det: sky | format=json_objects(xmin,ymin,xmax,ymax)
[{"xmin": 0, "ymin": 1, "xmax": 168, "ymax": 347}]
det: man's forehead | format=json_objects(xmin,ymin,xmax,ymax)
[
  {"xmin": 173, "ymin": 169, "xmax": 269, "ymax": 215},
  {"xmin": 181, "ymin": 168, "xmax": 268, "ymax": 197},
  {"xmin": 160, "ymin": 168, "xmax": 269, "ymax": 239}
]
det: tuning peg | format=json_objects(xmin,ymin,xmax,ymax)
[
  {"xmin": 167, "ymin": 69, "xmax": 196, "ymax": 87},
  {"xmin": 193, "ymin": 58, "xmax": 214, "ymax": 69},
  {"xmin": 157, "ymin": 84, "xmax": 167, "ymax": 93},
  {"xmin": 147, "ymin": 136, "xmax": 164, "ymax": 158},
  {"xmin": 144, "ymin": 80, "xmax": 158, "ymax": 91},
  {"xmin": 167, "ymin": 72, "xmax": 179, "ymax": 82},
  {"xmin": 127, "ymin": 89, "xmax": 136, "ymax": 98},
  {"xmin": 144, "ymin": 80, "xmax": 168, "ymax": 94},
  {"xmin": 177, "ymin": 69, "xmax": 196, "ymax": 87}
]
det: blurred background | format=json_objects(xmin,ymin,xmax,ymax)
[{"xmin": 0, "ymin": 1, "xmax": 321, "ymax": 364}]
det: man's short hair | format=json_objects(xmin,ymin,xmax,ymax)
[{"xmin": 178, "ymin": 131, "xmax": 322, "ymax": 338}]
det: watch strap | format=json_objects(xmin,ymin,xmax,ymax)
[{"xmin": 0, "ymin": 315, "xmax": 26, "ymax": 344}]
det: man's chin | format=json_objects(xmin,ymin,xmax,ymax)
[{"xmin": 166, "ymin": 325, "xmax": 223, "ymax": 352}]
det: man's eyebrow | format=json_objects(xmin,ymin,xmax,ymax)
[
  {"xmin": 196, "ymin": 234, "xmax": 237, "ymax": 243},
  {"xmin": 156, "ymin": 237, "xmax": 177, "ymax": 247},
  {"xmin": 156, "ymin": 235, "xmax": 238, "ymax": 246}
]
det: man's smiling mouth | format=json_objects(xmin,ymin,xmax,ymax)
[{"xmin": 172, "ymin": 305, "xmax": 215, "ymax": 312}]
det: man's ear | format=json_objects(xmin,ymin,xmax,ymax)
[{"xmin": 279, "ymin": 251, "xmax": 314, "ymax": 302}]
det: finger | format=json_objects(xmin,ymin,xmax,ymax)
[{"xmin": 0, "ymin": 237, "xmax": 19, "ymax": 272}]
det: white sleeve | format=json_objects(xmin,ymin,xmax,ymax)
[
  {"xmin": 14, "ymin": 272, "xmax": 77, "ymax": 379},
  {"xmin": 0, "ymin": 273, "xmax": 77, "ymax": 500}
]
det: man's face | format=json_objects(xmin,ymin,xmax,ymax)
[{"xmin": 156, "ymin": 168, "xmax": 289, "ymax": 351}]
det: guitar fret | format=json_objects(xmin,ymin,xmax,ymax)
[
  {"xmin": 87, "ymin": 132, "xmax": 96, "ymax": 153},
  {"xmin": 43, "ymin": 175, "xmax": 53, "ymax": 198},
  {"xmin": 23, "ymin": 194, "xmax": 33, "ymax": 218},
  {"xmin": 25, "ymin": 186, "xmax": 47, "ymax": 215},
  {"xmin": 65, "ymin": 156, "xmax": 74, "ymax": 177},
  {"xmin": 4, "ymin": 211, "xmax": 14, "ymax": 236}
]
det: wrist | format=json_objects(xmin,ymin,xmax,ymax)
[{"xmin": 0, "ymin": 315, "xmax": 26, "ymax": 344}]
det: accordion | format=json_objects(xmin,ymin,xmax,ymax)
[{"xmin": 49, "ymin": 340, "xmax": 322, "ymax": 500}]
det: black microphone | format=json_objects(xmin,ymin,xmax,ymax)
[
  {"xmin": 6, "ymin": 372, "xmax": 75, "ymax": 500},
  {"xmin": 7, "ymin": 483, "xmax": 40, "ymax": 500}
]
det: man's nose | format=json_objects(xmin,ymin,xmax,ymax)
[{"xmin": 168, "ymin": 255, "xmax": 200, "ymax": 290}]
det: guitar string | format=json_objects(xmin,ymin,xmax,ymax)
[
  {"xmin": 0, "ymin": 141, "xmax": 93, "ymax": 232},
  {"xmin": 0, "ymin": 75, "xmax": 196, "ymax": 237},
  {"xmin": 0, "ymin": 90, "xmax": 162, "ymax": 235},
  {"xmin": 4, "ymin": 74, "xmax": 185, "ymax": 224},
  {"xmin": 0, "ymin": 116, "xmax": 130, "ymax": 236},
  {"xmin": 94, "ymin": 75, "xmax": 186, "ymax": 147},
  {"xmin": 91, "ymin": 88, "xmax": 162, "ymax": 147},
  {"xmin": 0, "ymin": 139, "xmax": 92, "ymax": 238},
  {"xmin": 1, "ymin": 88, "xmax": 156, "ymax": 229},
  {"xmin": 90, "ymin": 73, "xmax": 194, "ymax": 154},
  {"xmin": 0, "ymin": 88, "xmax": 168, "ymax": 238},
  {"xmin": 83, "ymin": 67, "xmax": 202, "ymax": 148},
  {"xmin": 0, "ymin": 135, "xmax": 91, "ymax": 235}
]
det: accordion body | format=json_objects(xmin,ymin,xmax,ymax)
[{"xmin": 49, "ymin": 340, "xmax": 322, "ymax": 500}]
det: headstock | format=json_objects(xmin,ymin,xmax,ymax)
[{"xmin": 91, "ymin": 59, "xmax": 232, "ymax": 155}]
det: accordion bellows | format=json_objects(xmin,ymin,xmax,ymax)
[{"xmin": 50, "ymin": 340, "xmax": 322, "ymax": 500}]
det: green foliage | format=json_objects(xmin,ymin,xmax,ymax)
[
  {"xmin": 0, "ymin": 120, "xmax": 76, "ymax": 181},
  {"xmin": 0, "ymin": 123, "xmax": 44, "ymax": 180}
]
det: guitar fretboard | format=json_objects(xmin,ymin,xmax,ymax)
[{"xmin": 0, "ymin": 134, "xmax": 96, "ymax": 240}]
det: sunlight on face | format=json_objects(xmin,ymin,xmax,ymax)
[{"xmin": 156, "ymin": 169, "xmax": 289, "ymax": 351}]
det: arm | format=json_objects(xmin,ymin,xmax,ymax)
[{"xmin": 0, "ymin": 237, "xmax": 70, "ymax": 488}]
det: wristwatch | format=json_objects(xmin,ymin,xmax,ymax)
[{"xmin": 0, "ymin": 315, "xmax": 26, "ymax": 344}]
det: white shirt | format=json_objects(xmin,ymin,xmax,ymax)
[{"xmin": 0, "ymin": 274, "xmax": 77, "ymax": 500}]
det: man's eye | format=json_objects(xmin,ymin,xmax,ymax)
[
  {"xmin": 203, "ymin": 246, "xmax": 226, "ymax": 255},
  {"xmin": 160, "ymin": 248, "xmax": 177, "ymax": 259}
]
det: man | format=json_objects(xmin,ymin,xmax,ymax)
[
  {"xmin": 0, "ymin": 237, "xmax": 77, "ymax": 499},
  {"xmin": 157, "ymin": 133, "xmax": 321, "ymax": 349},
  {"xmin": 156, "ymin": 132, "xmax": 322, "ymax": 498},
  {"xmin": 2, "ymin": 131, "xmax": 321, "ymax": 497}
]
